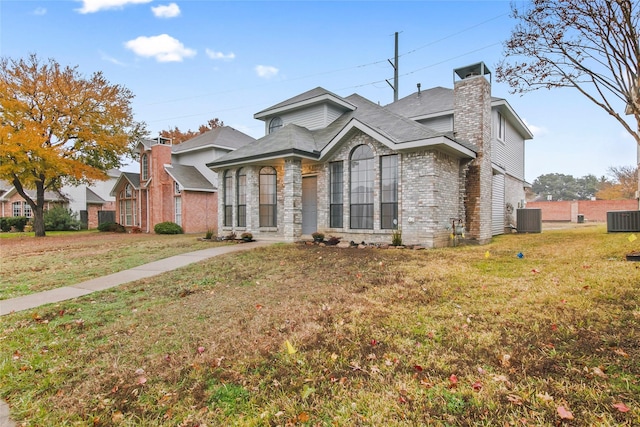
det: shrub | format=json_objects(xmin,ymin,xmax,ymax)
[
  {"xmin": 4, "ymin": 216, "xmax": 29, "ymax": 232},
  {"xmin": 154, "ymin": 221, "xmax": 183, "ymax": 235},
  {"xmin": 44, "ymin": 206, "xmax": 81, "ymax": 231},
  {"xmin": 391, "ymin": 230, "xmax": 402, "ymax": 246},
  {"xmin": 241, "ymin": 232, "xmax": 253, "ymax": 241},
  {"xmin": 205, "ymin": 228, "xmax": 216, "ymax": 239},
  {"xmin": 312, "ymin": 231, "xmax": 324, "ymax": 242},
  {"xmin": 0, "ymin": 217, "xmax": 11, "ymax": 232},
  {"xmin": 97, "ymin": 222, "xmax": 126, "ymax": 233}
]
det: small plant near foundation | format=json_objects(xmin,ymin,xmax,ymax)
[
  {"xmin": 205, "ymin": 228, "xmax": 216, "ymax": 240},
  {"xmin": 391, "ymin": 229, "xmax": 402, "ymax": 246},
  {"xmin": 312, "ymin": 231, "xmax": 324, "ymax": 243},
  {"xmin": 241, "ymin": 232, "xmax": 253, "ymax": 242}
]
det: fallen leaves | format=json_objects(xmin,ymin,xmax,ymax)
[
  {"xmin": 612, "ymin": 402, "xmax": 630, "ymax": 412},
  {"xmin": 557, "ymin": 405, "xmax": 574, "ymax": 420}
]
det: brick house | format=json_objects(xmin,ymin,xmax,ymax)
[
  {"xmin": 0, "ymin": 169, "xmax": 120, "ymax": 229},
  {"xmin": 111, "ymin": 127, "xmax": 254, "ymax": 233},
  {"xmin": 207, "ymin": 62, "xmax": 533, "ymax": 247}
]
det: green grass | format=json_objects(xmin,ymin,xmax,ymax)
[
  {"xmin": 0, "ymin": 231, "xmax": 226, "ymax": 299},
  {"xmin": 1, "ymin": 225, "xmax": 638, "ymax": 425}
]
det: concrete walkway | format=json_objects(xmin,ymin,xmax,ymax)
[
  {"xmin": 0, "ymin": 240, "xmax": 278, "ymax": 426},
  {"xmin": 1, "ymin": 240, "xmax": 275, "ymax": 316}
]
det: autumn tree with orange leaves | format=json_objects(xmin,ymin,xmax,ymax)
[
  {"xmin": 160, "ymin": 118, "xmax": 224, "ymax": 144},
  {"xmin": 0, "ymin": 54, "xmax": 146, "ymax": 237}
]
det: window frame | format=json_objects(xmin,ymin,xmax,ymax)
[
  {"xmin": 268, "ymin": 116, "xmax": 283, "ymax": 134},
  {"xmin": 223, "ymin": 170, "xmax": 233, "ymax": 227},
  {"xmin": 259, "ymin": 166, "xmax": 277, "ymax": 227},
  {"xmin": 349, "ymin": 145, "xmax": 374, "ymax": 230},
  {"xmin": 329, "ymin": 161, "xmax": 344, "ymax": 228},
  {"xmin": 380, "ymin": 154, "xmax": 398, "ymax": 229},
  {"xmin": 236, "ymin": 168, "xmax": 246, "ymax": 227},
  {"xmin": 141, "ymin": 153, "xmax": 149, "ymax": 180}
]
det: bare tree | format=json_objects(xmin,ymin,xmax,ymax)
[{"xmin": 497, "ymin": 0, "xmax": 639, "ymax": 138}]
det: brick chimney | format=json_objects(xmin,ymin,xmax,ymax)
[{"xmin": 453, "ymin": 62, "xmax": 492, "ymax": 244}]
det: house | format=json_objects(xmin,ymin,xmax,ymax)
[
  {"xmin": 110, "ymin": 127, "xmax": 255, "ymax": 233},
  {"xmin": 0, "ymin": 169, "xmax": 120, "ymax": 229},
  {"xmin": 207, "ymin": 62, "xmax": 533, "ymax": 247}
]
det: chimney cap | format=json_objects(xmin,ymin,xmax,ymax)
[{"xmin": 453, "ymin": 62, "xmax": 491, "ymax": 82}]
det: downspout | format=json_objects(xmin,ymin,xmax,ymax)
[{"xmin": 146, "ymin": 189, "xmax": 150, "ymax": 233}]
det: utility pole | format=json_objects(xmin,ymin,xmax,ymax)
[{"xmin": 386, "ymin": 32, "xmax": 399, "ymax": 102}]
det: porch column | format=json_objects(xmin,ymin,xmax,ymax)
[{"xmin": 283, "ymin": 158, "xmax": 302, "ymax": 242}]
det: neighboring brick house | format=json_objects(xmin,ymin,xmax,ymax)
[
  {"xmin": 207, "ymin": 62, "xmax": 533, "ymax": 247},
  {"xmin": 0, "ymin": 169, "xmax": 120, "ymax": 229},
  {"xmin": 111, "ymin": 127, "xmax": 254, "ymax": 233}
]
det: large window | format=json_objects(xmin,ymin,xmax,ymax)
[
  {"xmin": 329, "ymin": 161, "xmax": 343, "ymax": 228},
  {"xmin": 175, "ymin": 196, "xmax": 182, "ymax": 226},
  {"xmin": 223, "ymin": 170, "xmax": 233, "ymax": 227},
  {"xmin": 259, "ymin": 167, "xmax": 277, "ymax": 227},
  {"xmin": 236, "ymin": 168, "xmax": 246, "ymax": 227},
  {"xmin": 381, "ymin": 155, "xmax": 398, "ymax": 229},
  {"xmin": 119, "ymin": 183, "xmax": 137, "ymax": 226},
  {"xmin": 12, "ymin": 201, "xmax": 21, "ymax": 217},
  {"xmin": 350, "ymin": 145, "xmax": 374, "ymax": 229},
  {"xmin": 141, "ymin": 154, "xmax": 149, "ymax": 180}
]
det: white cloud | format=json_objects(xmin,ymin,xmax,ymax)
[
  {"xmin": 151, "ymin": 3, "xmax": 180, "ymax": 18},
  {"xmin": 76, "ymin": 0, "xmax": 152, "ymax": 14},
  {"xmin": 124, "ymin": 34, "xmax": 196, "ymax": 62},
  {"xmin": 205, "ymin": 49, "xmax": 235, "ymax": 61},
  {"xmin": 32, "ymin": 7, "xmax": 47, "ymax": 15},
  {"xmin": 255, "ymin": 65, "xmax": 279, "ymax": 79},
  {"xmin": 523, "ymin": 118, "xmax": 547, "ymax": 137}
]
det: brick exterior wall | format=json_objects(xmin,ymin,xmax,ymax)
[
  {"xmin": 180, "ymin": 191, "xmax": 217, "ymax": 233},
  {"xmin": 216, "ymin": 130, "xmax": 465, "ymax": 247},
  {"xmin": 526, "ymin": 200, "xmax": 638, "ymax": 222},
  {"xmin": 454, "ymin": 75, "xmax": 493, "ymax": 244}
]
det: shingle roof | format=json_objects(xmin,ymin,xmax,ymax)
[
  {"xmin": 254, "ymin": 87, "xmax": 356, "ymax": 119},
  {"xmin": 85, "ymin": 188, "xmax": 106, "ymax": 204},
  {"xmin": 385, "ymin": 87, "xmax": 456, "ymax": 117},
  {"xmin": 208, "ymin": 89, "xmax": 477, "ymax": 168},
  {"xmin": 172, "ymin": 126, "xmax": 255, "ymax": 153},
  {"xmin": 165, "ymin": 164, "xmax": 215, "ymax": 191}
]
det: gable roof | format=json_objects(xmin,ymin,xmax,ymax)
[
  {"xmin": 254, "ymin": 87, "xmax": 356, "ymax": 120},
  {"xmin": 0, "ymin": 185, "xmax": 68, "ymax": 202},
  {"xmin": 109, "ymin": 172, "xmax": 141, "ymax": 196},
  {"xmin": 172, "ymin": 126, "xmax": 255, "ymax": 154},
  {"xmin": 387, "ymin": 87, "xmax": 533, "ymax": 139},
  {"xmin": 208, "ymin": 90, "xmax": 477, "ymax": 168},
  {"xmin": 164, "ymin": 164, "xmax": 215, "ymax": 192}
]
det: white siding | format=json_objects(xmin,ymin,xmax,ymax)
[
  {"xmin": 173, "ymin": 147, "xmax": 229, "ymax": 187},
  {"xmin": 492, "ymin": 110, "xmax": 525, "ymax": 180},
  {"xmin": 276, "ymin": 104, "xmax": 343, "ymax": 130},
  {"xmin": 417, "ymin": 115, "xmax": 453, "ymax": 133},
  {"xmin": 492, "ymin": 173, "xmax": 505, "ymax": 235}
]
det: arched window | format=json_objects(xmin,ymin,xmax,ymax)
[
  {"xmin": 223, "ymin": 170, "xmax": 233, "ymax": 227},
  {"xmin": 259, "ymin": 167, "xmax": 277, "ymax": 227},
  {"xmin": 236, "ymin": 168, "xmax": 246, "ymax": 227},
  {"xmin": 119, "ymin": 183, "xmax": 137, "ymax": 226},
  {"xmin": 350, "ymin": 145, "xmax": 374, "ymax": 229},
  {"xmin": 141, "ymin": 153, "xmax": 149, "ymax": 180},
  {"xmin": 268, "ymin": 117, "xmax": 283, "ymax": 134}
]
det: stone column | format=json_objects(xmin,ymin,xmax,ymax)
[{"xmin": 283, "ymin": 158, "xmax": 302, "ymax": 242}]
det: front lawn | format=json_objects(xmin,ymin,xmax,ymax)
[{"xmin": 1, "ymin": 225, "xmax": 638, "ymax": 425}]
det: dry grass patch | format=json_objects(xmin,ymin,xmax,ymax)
[
  {"xmin": 1, "ymin": 225, "xmax": 638, "ymax": 426},
  {"xmin": 0, "ymin": 231, "xmax": 224, "ymax": 299}
]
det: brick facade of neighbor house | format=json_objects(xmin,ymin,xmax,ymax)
[
  {"xmin": 112, "ymin": 129, "xmax": 254, "ymax": 234},
  {"xmin": 526, "ymin": 200, "xmax": 639, "ymax": 222}
]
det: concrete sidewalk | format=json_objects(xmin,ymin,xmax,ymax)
[{"xmin": 0, "ymin": 240, "xmax": 275, "ymax": 316}]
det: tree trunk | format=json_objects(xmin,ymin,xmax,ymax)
[{"xmin": 32, "ymin": 205, "xmax": 46, "ymax": 237}]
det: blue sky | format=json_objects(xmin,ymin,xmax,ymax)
[{"xmin": 1, "ymin": 0, "xmax": 637, "ymax": 182}]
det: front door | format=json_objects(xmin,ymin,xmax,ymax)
[{"xmin": 302, "ymin": 176, "xmax": 317, "ymax": 235}]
